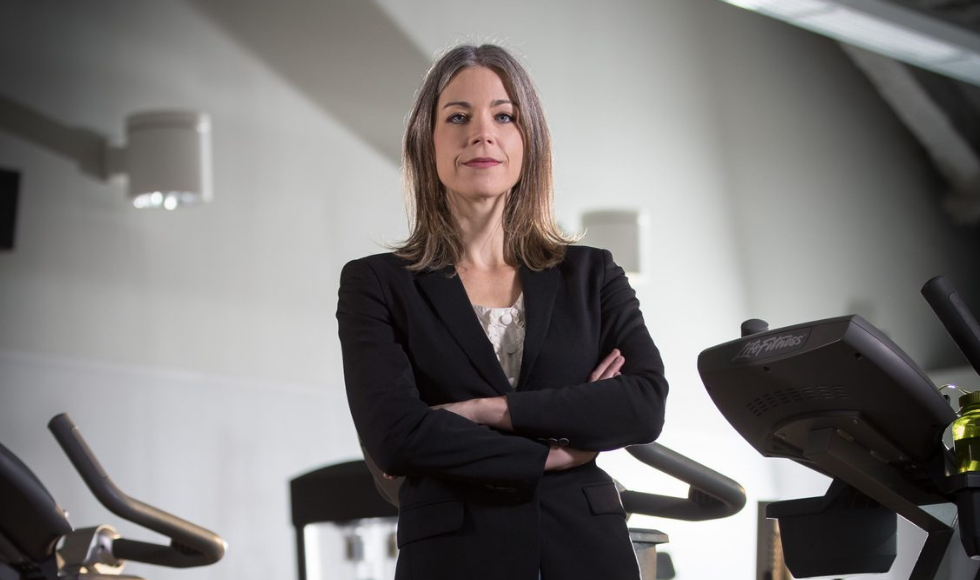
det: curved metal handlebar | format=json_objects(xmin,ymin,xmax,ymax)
[
  {"xmin": 48, "ymin": 413, "xmax": 226, "ymax": 568},
  {"xmin": 620, "ymin": 442, "xmax": 746, "ymax": 521}
]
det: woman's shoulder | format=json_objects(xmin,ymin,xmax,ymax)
[
  {"xmin": 559, "ymin": 244, "xmax": 611, "ymax": 265},
  {"xmin": 343, "ymin": 252, "xmax": 414, "ymax": 279},
  {"xmin": 346, "ymin": 251, "xmax": 408, "ymax": 267},
  {"xmin": 550, "ymin": 246, "xmax": 621, "ymax": 283}
]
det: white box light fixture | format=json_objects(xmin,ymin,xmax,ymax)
[
  {"xmin": 113, "ymin": 111, "xmax": 213, "ymax": 210},
  {"xmin": 581, "ymin": 209, "xmax": 648, "ymax": 279}
]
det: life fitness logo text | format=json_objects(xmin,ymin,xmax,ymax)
[{"xmin": 733, "ymin": 331, "xmax": 809, "ymax": 362}]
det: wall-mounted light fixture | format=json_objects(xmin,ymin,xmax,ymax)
[
  {"xmin": 720, "ymin": 0, "xmax": 980, "ymax": 87},
  {"xmin": 581, "ymin": 209, "xmax": 648, "ymax": 280},
  {"xmin": 0, "ymin": 96, "xmax": 212, "ymax": 211},
  {"xmin": 108, "ymin": 111, "xmax": 213, "ymax": 210}
]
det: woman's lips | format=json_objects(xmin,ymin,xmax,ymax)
[{"xmin": 462, "ymin": 158, "xmax": 501, "ymax": 168}]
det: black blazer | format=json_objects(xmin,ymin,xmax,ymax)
[{"xmin": 337, "ymin": 245, "xmax": 668, "ymax": 580}]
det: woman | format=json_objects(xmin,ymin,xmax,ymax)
[{"xmin": 337, "ymin": 44, "xmax": 668, "ymax": 580}]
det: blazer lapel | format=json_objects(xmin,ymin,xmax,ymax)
[
  {"xmin": 416, "ymin": 267, "xmax": 513, "ymax": 395},
  {"xmin": 517, "ymin": 265, "xmax": 559, "ymax": 389}
]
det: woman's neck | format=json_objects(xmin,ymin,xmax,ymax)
[{"xmin": 448, "ymin": 190, "xmax": 511, "ymax": 270}]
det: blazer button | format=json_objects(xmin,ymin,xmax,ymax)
[
  {"xmin": 546, "ymin": 438, "xmax": 559, "ymax": 446},
  {"xmin": 557, "ymin": 438, "xmax": 570, "ymax": 447}
]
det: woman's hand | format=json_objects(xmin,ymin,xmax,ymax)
[
  {"xmin": 589, "ymin": 348, "xmax": 625, "ymax": 382},
  {"xmin": 544, "ymin": 445, "xmax": 597, "ymax": 471},
  {"xmin": 433, "ymin": 396, "xmax": 513, "ymax": 431},
  {"xmin": 537, "ymin": 349, "xmax": 623, "ymax": 472}
]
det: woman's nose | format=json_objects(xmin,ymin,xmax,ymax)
[{"xmin": 469, "ymin": 115, "xmax": 495, "ymax": 145}]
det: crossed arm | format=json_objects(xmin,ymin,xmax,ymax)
[{"xmin": 431, "ymin": 349, "xmax": 626, "ymax": 471}]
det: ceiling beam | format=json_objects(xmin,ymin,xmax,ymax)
[{"xmin": 185, "ymin": 0, "xmax": 430, "ymax": 165}]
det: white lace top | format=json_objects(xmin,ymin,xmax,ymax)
[{"xmin": 472, "ymin": 293, "xmax": 525, "ymax": 389}]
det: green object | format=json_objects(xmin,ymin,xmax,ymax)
[{"xmin": 953, "ymin": 391, "xmax": 980, "ymax": 473}]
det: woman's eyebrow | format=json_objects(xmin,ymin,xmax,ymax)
[{"xmin": 441, "ymin": 99, "xmax": 514, "ymax": 109}]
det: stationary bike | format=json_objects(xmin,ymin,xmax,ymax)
[
  {"xmin": 699, "ymin": 275, "xmax": 980, "ymax": 579},
  {"xmin": 0, "ymin": 413, "xmax": 224, "ymax": 580}
]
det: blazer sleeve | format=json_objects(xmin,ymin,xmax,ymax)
[
  {"xmin": 338, "ymin": 258, "xmax": 549, "ymax": 492},
  {"xmin": 505, "ymin": 249, "xmax": 668, "ymax": 451}
]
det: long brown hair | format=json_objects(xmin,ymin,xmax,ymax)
[{"xmin": 394, "ymin": 44, "xmax": 570, "ymax": 272}]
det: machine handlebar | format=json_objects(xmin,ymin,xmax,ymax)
[
  {"xmin": 47, "ymin": 413, "xmax": 225, "ymax": 568},
  {"xmin": 921, "ymin": 275, "xmax": 980, "ymax": 378},
  {"xmin": 621, "ymin": 442, "xmax": 746, "ymax": 521}
]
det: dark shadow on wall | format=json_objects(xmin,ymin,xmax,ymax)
[{"xmin": 185, "ymin": 0, "xmax": 431, "ymax": 166}]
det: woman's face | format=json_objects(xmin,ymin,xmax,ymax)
[{"xmin": 433, "ymin": 66, "xmax": 524, "ymax": 204}]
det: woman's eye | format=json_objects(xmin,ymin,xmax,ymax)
[
  {"xmin": 447, "ymin": 113, "xmax": 467, "ymax": 124},
  {"xmin": 495, "ymin": 113, "xmax": 515, "ymax": 123}
]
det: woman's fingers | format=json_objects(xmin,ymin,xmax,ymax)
[
  {"xmin": 607, "ymin": 356, "xmax": 624, "ymax": 378},
  {"xmin": 589, "ymin": 349, "xmax": 625, "ymax": 382}
]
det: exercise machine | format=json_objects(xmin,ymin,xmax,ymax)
[
  {"xmin": 0, "ymin": 413, "xmax": 225, "ymax": 580},
  {"xmin": 698, "ymin": 275, "xmax": 980, "ymax": 579},
  {"xmin": 290, "ymin": 441, "xmax": 746, "ymax": 580}
]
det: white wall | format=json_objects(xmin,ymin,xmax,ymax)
[
  {"xmin": 2, "ymin": 1, "xmax": 978, "ymax": 579},
  {"xmin": 0, "ymin": 0, "xmax": 406, "ymax": 384},
  {"xmin": 0, "ymin": 1, "xmax": 401, "ymax": 579},
  {"xmin": 701, "ymin": 3, "xmax": 980, "ymax": 371}
]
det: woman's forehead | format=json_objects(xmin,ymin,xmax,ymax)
[{"xmin": 439, "ymin": 66, "xmax": 513, "ymax": 103}]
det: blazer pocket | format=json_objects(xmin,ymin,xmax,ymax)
[
  {"xmin": 582, "ymin": 482, "xmax": 626, "ymax": 517},
  {"xmin": 396, "ymin": 499, "xmax": 465, "ymax": 548}
]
